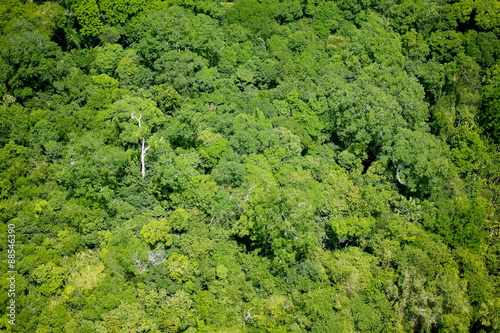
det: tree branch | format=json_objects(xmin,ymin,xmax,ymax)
[
  {"xmin": 131, "ymin": 112, "xmax": 143, "ymax": 128},
  {"xmin": 396, "ymin": 164, "xmax": 408, "ymax": 187},
  {"xmin": 244, "ymin": 308, "xmax": 257, "ymax": 324},
  {"xmin": 132, "ymin": 254, "xmax": 148, "ymax": 274},
  {"xmin": 141, "ymin": 138, "xmax": 151, "ymax": 178}
]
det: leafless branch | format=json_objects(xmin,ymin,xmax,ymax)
[
  {"xmin": 147, "ymin": 248, "xmax": 166, "ymax": 266},
  {"xmin": 132, "ymin": 254, "xmax": 148, "ymax": 274},
  {"xmin": 396, "ymin": 165, "xmax": 408, "ymax": 187},
  {"xmin": 131, "ymin": 113, "xmax": 143, "ymax": 128},
  {"xmin": 244, "ymin": 308, "xmax": 257, "ymax": 324}
]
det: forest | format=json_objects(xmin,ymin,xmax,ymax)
[{"xmin": 0, "ymin": 0, "xmax": 499, "ymax": 332}]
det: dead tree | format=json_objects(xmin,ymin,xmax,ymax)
[
  {"xmin": 140, "ymin": 138, "xmax": 151, "ymax": 178},
  {"xmin": 147, "ymin": 248, "xmax": 166, "ymax": 266},
  {"xmin": 396, "ymin": 164, "xmax": 408, "ymax": 187},
  {"xmin": 132, "ymin": 254, "xmax": 148, "ymax": 274},
  {"xmin": 131, "ymin": 113, "xmax": 151, "ymax": 178},
  {"xmin": 244, "ymin": 308, "xmax": 257, "ymax": 325}
]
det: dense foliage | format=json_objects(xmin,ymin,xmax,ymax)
[{"xmin": 0, "ymin": 0, "xmax": 499, "ymax": 332}]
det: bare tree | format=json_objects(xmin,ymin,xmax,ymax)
[
  {"xmin": 147, "ymin": 248, "xmax": 166, "ymax": 266},
  {"xmin": 131, "ymin": 113, "xmax": 151, "ymax": 178},
  {"xmin": 131, "ymin": 112, "xmax": 143, "ymax": 128},
  {"xmin": 132, "ymin": 254, "xmax": 148, "ymax": 274},
  {"xmin": 244, "ymin": 308, "xmax": 257, "ymax": 325},
  {"xmin": 396, "ymin": 164, "xmax": 408, "ymax": 187},
  {"xmin": 140, "ymin": 138, "xmax": 151, "ymax": 178}
]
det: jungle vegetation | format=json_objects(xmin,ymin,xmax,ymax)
[{"xmin": 0, "ymin": 0, "xmax": 499, "ymax": 332}]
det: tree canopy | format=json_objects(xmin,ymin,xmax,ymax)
[{"xmin": 0, "ymin": 0, "xmax": 499, "ymax": 332}]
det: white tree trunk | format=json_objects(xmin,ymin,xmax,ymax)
[
  {"xmin": 396, "ymin": 164, "xmax": 408, "ymax": 187},
  {"xmin": 141, "ymin": 138, "xmax": 150, "ymax": 178}
]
